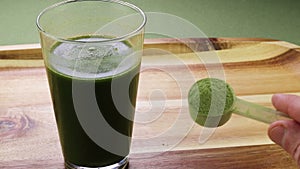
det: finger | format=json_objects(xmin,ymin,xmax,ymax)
[
  {"xmin": 268, "ymin": 120, "xmax": 300, "ymax": 166},
  {"xmin": 272, "ymin": 94, "xmax": 300, "ymax": 123}
]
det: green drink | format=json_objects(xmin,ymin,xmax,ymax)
[
  {"xmin": 45, "ymin": 37, "xmax": 140, "ymax": 167},
  {"xmin": 37, "ymin": 1, "xmax": 146, "ymax": 168}
]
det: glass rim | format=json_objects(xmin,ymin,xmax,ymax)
[{"xmin": 36, "ymin": 0, "xmax": 147, "ymax": 44}]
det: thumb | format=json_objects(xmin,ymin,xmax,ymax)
[{"xmin": 268, "ymin": 120, "xmax": 300, "ymax": 166}]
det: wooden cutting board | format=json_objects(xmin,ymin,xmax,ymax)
[{"xmin": 0, "ymin": 38, "xmax": 299, "ymax": 168}]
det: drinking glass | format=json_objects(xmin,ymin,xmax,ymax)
[{"xmin": 37, "ymin": 0, "xmax": 146, "ymax": 168}]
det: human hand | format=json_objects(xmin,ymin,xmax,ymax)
[{"xmin": 268, "ymin": 94, "xmax": 300, "ymax": 166}]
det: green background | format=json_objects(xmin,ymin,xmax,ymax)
[{"xmin": 0, "ymin": 0, "xmax": 299, "ymax": 45}]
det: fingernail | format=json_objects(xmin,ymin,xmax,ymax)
[
  {"xmin": 269, "ymin": 125, "xmax": 285, "ymax": 145},
  {"xmin": 272, "ymin": 94, "xmax": 285, "ymax": 107},
  {"xmin": 273, "ymin": 93, "xmax": 284, "ymax": 101}
]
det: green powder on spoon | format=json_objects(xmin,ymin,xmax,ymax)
[{"xmin": 188, "ymin": 78, "xmax": 236, "ymax": 127}]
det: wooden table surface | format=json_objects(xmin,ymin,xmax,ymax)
[{"xmin": 0, "ymin": 38, "xmax": 300, "ymax": 168}]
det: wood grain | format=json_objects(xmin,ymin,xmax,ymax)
[
  {"xmin": 129, "ymin": 144, "xmax": 297, "ymax": 169},
  {"xmin": 0, "ymin": 38, "xmax": 299, "ymax": 168}
]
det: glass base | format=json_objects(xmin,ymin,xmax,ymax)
[{"xmin": 65, "ymin": 157, "xmax": 128, "ymax": 169}]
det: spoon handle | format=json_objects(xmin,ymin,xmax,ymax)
[{"xmin": 234, "ymin": 98, "xmax": 291, "ymax": 124}]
